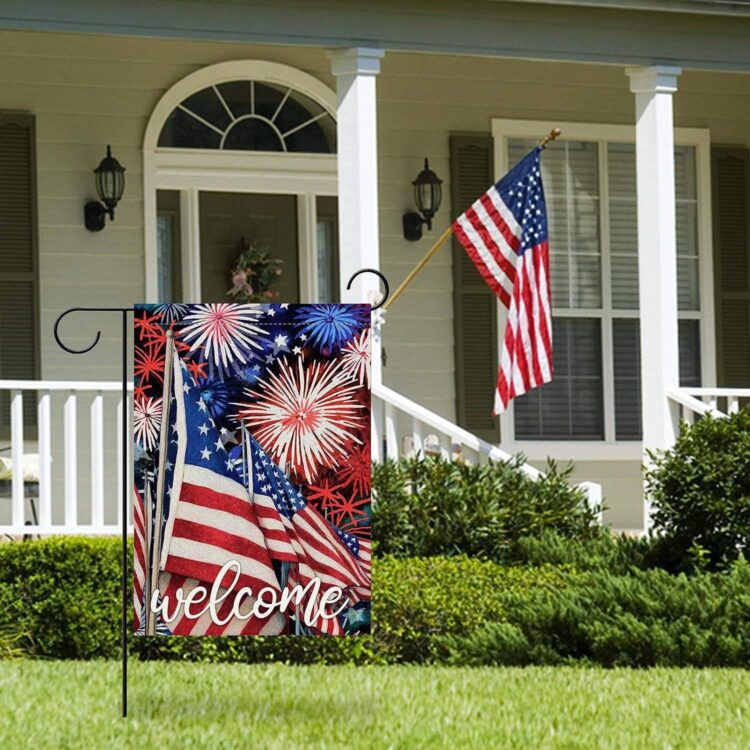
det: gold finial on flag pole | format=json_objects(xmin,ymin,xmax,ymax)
[{"xmin": 538, "ymin": 127, "xmax": 562, "ymax": 149}]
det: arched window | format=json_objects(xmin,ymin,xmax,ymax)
[{"xmin": 157, "ymin": 80, "xmax": 336, "ymax": 154}]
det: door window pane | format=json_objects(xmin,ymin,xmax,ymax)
[
  {"xmin": 156, "ymin": 190, "xmax": 182, "ymax": 303},
  {"xmin": 316, "ymin": 196, "xmax": 339, "ymax": 303}
]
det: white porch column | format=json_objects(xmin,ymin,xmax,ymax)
[
  {"xmin": 627, "ymin": 65, "xmax": 682, "ymax": 529},
  {"xmin": 329, "ymin": 47, "xmax": 385, "ymax": 385}
]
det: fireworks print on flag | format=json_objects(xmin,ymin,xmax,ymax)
[
  {"xmin": 133, "ymin": 396, "xmax": 162, "ymax": 452},
  {"xmin": 133, "ymin": 302, "xmax": 371, "ymax": 637},
  {"xmin": 181, "ymin": 303, "xmax": 269, "ymax": 376},
  {"xmin": 235, "ymin": 357, "xmax": 365, "ymax": 484}
]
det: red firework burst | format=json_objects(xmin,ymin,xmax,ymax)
[
  {"xmin": 326, "ymin": 494, "xmax": 371, "ymax": 533},
  {"xmin": 306, "ymin": 475, "xmax": 347, "ymax": 511},
  {"xmin": 134, "ymin": 311, "xmax": 161, "ymax": 339},
  {"xmin": 338, "ymin": 441, "xmax": 371, "ymax": 497},
  {"xmin": 187, "ymin": 359, "xmax": 209, "ymax": 381},
  {"xmin": 134, "ymin": 343, "xmax": 166, "ymax": 385},
  {"xmin": 236, "ymin": 357, "xmax": 365, "ymax": 483}
]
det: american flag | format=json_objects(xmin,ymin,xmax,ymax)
[
  {"xmin": 150, "ymin": 352, "xmax": 286, "ymax": 636},
  {"xmin": 133, "ymin": 484, "xmax": 146, "ymax": 633},
  {"xmin": 452, "ymin": 146, "xmax": 552, "ymax": 414},
  {"xmin": 243, "ymin": 432, "xmax": 371, "ymax": 636}
]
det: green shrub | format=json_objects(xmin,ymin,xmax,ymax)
[
  {"xmin": 4, "ymin": 538, "xmax": 750, "ymax": 668},
  {"xmin": 0, "ymin": 537, "xmax": 121, "ymax": 659},
  {"xmin": 442, "ymin": 558, "xmax": 750, "ymax": 667},
  {"xmin": 373, "ymin": 555, "xmax": 571, "ymax": 662},
  {"xmin": 511, "ymin": 529, "xmax": 668, "ymax": 574},
  {"xmin": 645, "ymin": 410, "xmax": 750, "ymax": 571},
  {"xmin": 373, "ymin": 456, "xmax": 600, "ymax": 560}
]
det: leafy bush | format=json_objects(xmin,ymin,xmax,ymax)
[
  {"xmin": 0, "ymin": 537, "xmax": 121, "ymax": 659},
  {"xmin": 373, "ymin": 456, "xmax": 600, "ymax": 560},
  {"xmin": 442, "ymin": 558, "xmax": 750, "ymax": 667},
  {"xmin": 4, "ymin": 538, "xmax": 750, "ymax": 668},
  {"xmin": 645, "ymin": 410, "xmax": 750, "ymax": 571},
  {"xmin": 511, "ymin": 529, "xmax": 671, "ymax": 574},
  {"xmin": 373, "ymin": 555, "xmax": 571, "ymax": 662}
]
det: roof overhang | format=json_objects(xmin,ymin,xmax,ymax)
[{"xmin": 498, "ymin": 0, "xmax": 750, "ymax": 17}]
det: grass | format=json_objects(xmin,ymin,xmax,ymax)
[{"xmin": 1, "ymin": 662, "xmax": 748, "ymax": 749}]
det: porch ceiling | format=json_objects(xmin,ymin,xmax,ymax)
[{"xmin": 1, "ymin": 0, "xmax": 750, "ymax": 72}]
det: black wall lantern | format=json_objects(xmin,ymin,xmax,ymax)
[
  {"xmin": 402, "ymin": 158, "xmax": 443, "ymax": 241},
  {"xmin": 84, "ymin": 145, "xmax": 126, "ymax": 232}
]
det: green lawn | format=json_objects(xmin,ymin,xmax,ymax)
[{"xmin": 1, "ymin": 662, "xmax": 748, "ymax": 749}]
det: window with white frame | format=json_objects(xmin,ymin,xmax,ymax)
[{"xmin": 494, "ymin": 125, "xmax": 709, "ymax": 443}]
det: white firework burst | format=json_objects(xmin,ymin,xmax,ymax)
[
  {"xmin": 134, "ymin": 397, "xmax": 162, "ymax": 453},
  {"xmin": 237, "ymin": 357, "xmax": 365, "ymax": 483},
  {"xmin": 340, "ymin": 329, "xmax": 370, "ymax": 386},
  {"xmin": 181, "ymin": 303, "xmax": 267, "ymax": 375}
]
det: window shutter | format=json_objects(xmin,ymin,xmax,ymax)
[
  {"xmin": 712, "ymin": 147, "xmax": 750, "ymax": 387},
  {"xmin": 0, "ymin": 113, "xmax": 39, "ymax": 431},
  {"xmin": 450, "ymin": 134, "xmax": 499, "ymax": 442}
]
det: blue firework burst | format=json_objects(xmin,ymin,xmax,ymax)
[
  {"xmin": 195, "ymin": 376, "xmax": 233, "ymax": 421},
  {"xmin": 294, "ymin": 304, "xmax": 369, "ymax": 353},
  {"xmin": 154, "ymin": 303, "xmax": 189, "ymax": 324}
]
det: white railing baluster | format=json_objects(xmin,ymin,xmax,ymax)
[
  {"xmin": 371, "ymin": 395, "xmax": 382, "ymax": 463},
  {"xmin": 439, "ymin": 434, "xmax": 450, "ymax": 460},
  {"xmin": 10, "ymin": 390, "xmax": 24, "ymax": 530},
  {"xmin": 729, "ymin": 396, "xmax": 740, "ymax": 415},
  {"xmin": 64, "ymin": 391, "xmax": 77, "ymax": 527},
  {"xmin": 384, "ymin": 402, "xmax": 398, "ymax": 460},
  {"xmin": 91, "ymin": 392, "xmax": 104, "ymax": 529},
  {"xmin": 117, "ymin": 394, "xmax": 124, "ymax": 529},
  {"xmin": 37, "ymin": 390, "xmax": 52, "ymax": 526},
  {"xmin": 412, "ymin": 417, "xmax": 423, "ymax": 457}
]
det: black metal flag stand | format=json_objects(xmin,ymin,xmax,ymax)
[
  {"xmin": 49, "ymin": 271, "xmax": 388, "ymax": 720},
  {"xmin": 54, "ymin": 307, "xmax": 133, "ymax": 719}
]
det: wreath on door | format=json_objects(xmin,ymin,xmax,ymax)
[{"xmin": 227, "ymin": 238, "xmax": 284, "ymax": 303}]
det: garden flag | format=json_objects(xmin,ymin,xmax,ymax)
[
  {"xmin": 452, "ymin": 147, "xmax": 552, "ymax": 414},
  {"xmin": 133, "ymin": 303, "xmax": 372, "ymax": 636}
]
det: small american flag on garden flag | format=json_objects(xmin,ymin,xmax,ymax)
[
  {"xmin": 452, "ymin": 146, "xmax": 552, "ymax": 414},
  {"xmin": 148, "ymin": 352, "xmax": 286, "ymax": 635},
  {"xmin": 243, "ymin": 433, "xmax": 371, "ymax": 636}
]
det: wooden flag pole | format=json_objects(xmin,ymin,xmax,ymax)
[
  {"xmin": 382, "ymin": 128, "xmax": 561, "ymax": 313},
  {"xmin": 146, "ymin": 329, "xmax": 175, "ymax": 635},
  {"xmin": 382, "ymin": 225, "xmax": 453, "ymax": 312}
]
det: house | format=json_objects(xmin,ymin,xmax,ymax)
[{"xmin": 1, "ymin": 0, "xmax": 749, "ymax": 536}]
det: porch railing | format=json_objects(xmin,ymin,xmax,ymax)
[
  {"xmin": 372, "ymin": 381, "xmax": 603, "ymax": 520},
  {"xmin": 0, "ymin": 378, "xmax": 603, "ymax": 537},
  {"xmin": 0, "ymin": 380, "xmax": 132, "ymax": 537},
  {"xmin": 667, "ymin": 387, "xmax": 750, "ymax": 423}
]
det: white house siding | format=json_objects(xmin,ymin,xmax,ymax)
[{"xmin": 1, "ymin": 30, "xmax": 750, "ymax": 527}]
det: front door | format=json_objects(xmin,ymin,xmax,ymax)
[
  {"xmin": 199, "ymin": 192, "xmax": 300, "ymax": 303},
  {"xmin": 155, "ymin": 190, "xmax": 338, "ymax": 304}
]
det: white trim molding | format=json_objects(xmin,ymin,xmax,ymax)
[
  {"xmin": 142, "ymin": 60, "xmax": 339, "ymax": 302},
  {"xmin": 492, "ymin": 116, "xmax": 714, "ymax": 464}
]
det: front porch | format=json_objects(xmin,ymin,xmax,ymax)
[{"xmin": 1, "ymin": 22, "xmax": 749, "ymax": 534}]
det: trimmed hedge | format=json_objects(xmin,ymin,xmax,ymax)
[
  {"xmin": 444, "ymin": 560, "xmax": 750, "ymax": 667},
  {"xmin": 373, "ymin": 456, "xmax": 600, "ymax": 560},
  {"xmin": 3, "ymin": 538, "xmax": 750, "ymax": 667}
]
